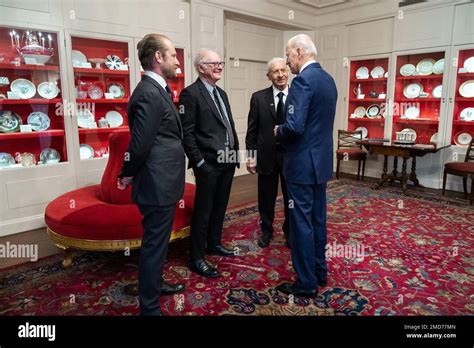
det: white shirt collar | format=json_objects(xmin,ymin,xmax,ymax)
[
  {"xmin": 272, "ymin": 84, "xmax": 289, "ymax": 98},
  {"xmin": 144, "ymin": 70, "xmax": 167, "ymax": 91},
  {"xmin": 300, "ymin": 59, "xmax": 317, "ymax": 74}
]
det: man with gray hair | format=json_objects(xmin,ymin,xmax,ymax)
[
  {"xmin": 245, "ymin": 57, "xmax": 290, "ymax": 248},
  {"xmin": 179, "ymin": 49, "xmax": 239, "ymax": 278},
  {"xmin": 274, "ymin": 34, "xmax": 337, "ymax": 297}
]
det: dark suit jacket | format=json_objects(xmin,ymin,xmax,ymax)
[
  {"xmin": 245, "ymin": 86, "xmax": 282, "ymax": 175},
  {"xmin": 276, "ymin": 62, "xmax": 338, "ymax": 185},
  {"xmin": 179, "ymin": 78, "xmax": 239, "ymax": 168},
  {"xmin": 120, "ymin": 75, "xmax": 185, "ymax": 206}
]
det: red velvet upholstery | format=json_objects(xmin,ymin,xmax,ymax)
[
  {"xmin": 445, "ymin": 162, "xmax": 474, "ymax": 174},
  {"xmin": 45, "ymin": 130, "xmax": 195, "ymax": 242}
]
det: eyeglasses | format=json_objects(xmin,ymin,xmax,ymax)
[{"xmin": 201, "ymin": 61, "xmax": 225, "ymax": 68}]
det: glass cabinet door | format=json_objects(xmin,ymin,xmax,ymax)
[
  {"xmin": 0, "ymin": 26, "xmax": 66, "ymax": 169},
  {"xmin": 347, "ymin": 57, "xmax": 389, "ymax": 140},
  {"xmin": 392, "ymin": 51, "xmax": 446, "ymax": 145},
  {"xmin": 70, "ymin": 36, "xmax": 131, "ymax": 161}
]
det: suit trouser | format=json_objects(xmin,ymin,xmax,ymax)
[
  {"xmin": 286, "ymin": 181, "xmax": 328, "ymax": 290},
  {"xmin": 190, "ymin": 163, "xmax": 236, "ymax": 260},
  {"xmin": 137, "ymin": 203, "xmax": 176, "ymax": 315},
  {"xmin": 258, "ymin": 151, "xmax": 289, "ymax": 239}
]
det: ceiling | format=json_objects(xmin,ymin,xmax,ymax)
[{"xmin": 268, "ymin": 0, "xmax": 378, "ymax": 15}]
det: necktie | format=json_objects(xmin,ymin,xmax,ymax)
[
  {"xmin": 276, "ymin": 92, "xmax": 285, "ymax": 125},
  {"xmin": 165, "ymin": 85, "xmax": 172, "ymax": 99},
  {"xmin": 213, "ymin": 88, "xmax": 235, "ymax": 149}
]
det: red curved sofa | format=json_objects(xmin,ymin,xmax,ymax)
[{"xmin": 45, "ymin": 130, "xmax": 195, "ymax": 267}]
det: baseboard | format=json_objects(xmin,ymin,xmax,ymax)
[{"xmin": 0, "ymin": 214, "xmax": 46, "ymax": 237}]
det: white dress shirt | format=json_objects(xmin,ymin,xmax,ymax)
[
  {"xmin": 300, "ymin": 59, "xmax": 317, "ymax": 74},
  {"xmin": 272, "ymin": 85, "xmax": 289, "ymax": 111},
  {"xmin": 144, "ymin": 70, "xmax": 168, "ymax": 91}
]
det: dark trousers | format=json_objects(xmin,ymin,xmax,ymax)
[
  {"xmin": 286, "ymin": 181, "xmax": 328, "ymax": 290},
  {"xmin": 190, "ymin": 164, "xmax": 235, "ymax": 260},
  {"xmin": 258, "ymin": 152, "xmax": 289, "ymax": 239},
  {"xmin": 137, "ymin": 203, "xmax": 176, "ymax": 315}
]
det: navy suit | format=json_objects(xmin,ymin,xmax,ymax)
[{"xmin": 276, "ymin": 62, "xmax": 337, "ymax": 290}]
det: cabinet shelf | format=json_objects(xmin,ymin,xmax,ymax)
[
  {"xmin": 350, "ymin": 77, "xmax": 387, "ymax": 83},
  {"xmin": 0, "ymin": 63, "xmax": 60, "ymax": 72},
  {"xmin": 396, "ymin": 75, "xmax": 443, "ymax": 80},
  {"xmin": 349, "ymin": 117, "xmax": 385, "ymax": 123},
  {"xmin": 73, "ymin": 67, "xmax": 129, "ymax": 76},
  {"xmin": 457, "ymin": 72, "xmax": 474, "ymax": 78},
  {"xmin": 0, "ymin": 98, "xmax": 62, "ymax": 105},
  {"xmin": 79, "ymin": 127, "xmax": 128, "ymax": 134},
  {"xmin": 0, "ymin": 129, "xmax": 65, "ymax": 140},
  {"xmin": 455, "ymin": 97, "xmax": 474, "ymax": 102},
  {"xmin": 394, "ymin": 118, "xmax": 439, "ymax": 125},
  {"xmin": 75, "ymin": 98, "xmax": 128, "ymax": 104},
  {"xmin": 349, "ymin": 98, "xmax": 387, "ymax": 103},
  {"xmin": 396, "ymin": 98, "xmax": 441, "ymax": 102},
  {"xmin": 453, "ymin": 120, "xmax": 474, "ymax": 125}
]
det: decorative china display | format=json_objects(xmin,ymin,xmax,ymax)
[
  {"xmin": 105, "ymin": 111, "xmax": 123, "ymax": 128},
  {"xmin": 107, "ymin": 83, "xmax": 125, "ymax": 99},
  {"xmin": 37, "ymin": 81, "xmax": 59, "ymax": 99},
  {"xmin": 459, "ymin": 80, "xmax": 474, "ymax": 98},
  {"xmin": 370, "ymin": 66, "xmax": 385, "ymax": 78},
  {"xmin": 0, "ymin": 152, "xmax": 15, "ymax": 168},
  {"xmin": 87, "ymin": 84, "xmax": 104, "ymax": 99},
  {"xmin": 400, "ymin": 64, "xmax": 416, "ymax": 76},
  {"xmin": 454, "ymin": 132, "xmax": 472, "ymax": 146},
  {"xmin": 0, "ymin": 76, "xmax": 10, "ymax": 86},
  {"xmin": 79, "ymin": 144, "xmax": 94, "ymax": 159},
  {"xmin": 72, "ymin": 50, "xmax": 87, "ymax": 67},
  {"xmin": 432, "ymin": 59, "xmax": 444, "ymax": 75},
  {"xmin": 10, "ymin": 78, "xmax": 36, "ymax": 99},
  {"xmin": 430, "ymin": 133, "xmax": 438, "ymax": 144},
  {"xmin": 464, "ymin": 57, "xmax": 474, "ymax": 73},
  {"xmin": 105, "ymin": 55, "xmax": 122, "ymax": 70},
  {"xmin": 353, "ymin": 106, "xmax": 366, "ymax": 118},
  {"xmin": 27, "ymin": 111, "xmax": 50, "ymax": 131},
  {"xmin": 403, "ymin": 83, "xmax": 423, "ymax": 98},
  {"xmin": 354, "ymin": 126, "xmax": 368, "ymax": 139},
  {"xmin": 40, "ymin": 148, "xmax": 60, "ymax": 164},
  {"xmin": 98, "ymin": 117, "xmax": 109, "ymax": 128},
  {"xmin": 16, "ymin": 152, "xmax": 36, "ymax": 167},
  {"xmin": 400, "ymin": 128, "xmax": 417, "ymax": 142},
  {"xmin": 432, "ymin": 85, "xmax": 442, "ymax": 98},
  {"xmin": 460, "ymin": 107, "xmax": 474, "ymax": 121},
  {"xmin": 16, "ymin": 31, "xmax": 54, "ymax": 65},
  {"xmin": 416, "ymin": 58, "xmax": 435, "ymax": 75},
  {"xmin": 0, "ymin": 111, "xmax": 22, "ymax": 133},
  {"xmin": 402, "ymin": 106, "xmax": 420, "ymax": 119},
  {"xmin": 366, "ymin": 104, "xmax": 381, "ymax": 118},
  {"xmin": 355, "ymin": 66, "xmax": 369, "ymax": 79},
  {"xmin": 88, "ymin": 58, "xmax": 107, "ymax": 69},
  {"xmin": 77, "ymin": 109, "xmax": 95, "ymax": 128}
]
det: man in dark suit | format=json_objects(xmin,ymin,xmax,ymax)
[
  {"xmin": 275, "ymin": 34, "xmax": 338, "ymax": 297},
  {"xmin": 179, "ymin": 49, "xmax": 239, "ymax": 278},
  {"xmin": 245, "ymin": 57, "xmax": 290, "ymax": 248},
  {"xmin": 118, "ymin": 34, "xmax": 185, "ymax": 315}
]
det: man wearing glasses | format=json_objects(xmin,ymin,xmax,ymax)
[{"xmin": 179, "ymin": 49, "xmax": 239, "ymax": 278}]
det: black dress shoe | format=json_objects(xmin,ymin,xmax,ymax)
[
  {"xmin": 317, "ymin": 278, "xmax": 328, "ymax": 287},
  {"xmin": 206, "ymin": 245, "xmax": 235, "ymax": 257},
  {"xmin": 161, "ymin": 280, "xmax": 185, "ymax": 295},
  {"xmin": 189, "ymin": 259, "xmax": 220, "ymax": 278},
  {"xmin": 276, "ymin": 282, "xmax": 317, "ymax": 298},
  {"xmin": 258, "ymin": 234, "xmax": 272, "ymax": 248}
]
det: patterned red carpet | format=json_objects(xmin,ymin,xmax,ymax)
[{"xmin": 1, "ymin": 179, "xmax": 473, "ymax": 316}]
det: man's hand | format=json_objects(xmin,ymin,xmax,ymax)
[
  {"xmin": 274, "ymin": 125, "xmax": 279, "ymax": 137},
  {"xmin": 246, "ymin": 158, "xmax": 256, "ymax": 175},
  {"xmin": 117, "ymin": 176, "xmax": 133, "ymax": 190}
]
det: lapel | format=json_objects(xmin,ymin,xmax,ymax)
[
  {"xmin": 264, "ymin": 86, "xmax": 276, "ymax": 121},
  {"xmin": 143, "ymin": 75, "xmax": 183, "ymax": 138},
  {"xmin": 196, "ymin": 78, "xmax": 226, "ymax": 127}
]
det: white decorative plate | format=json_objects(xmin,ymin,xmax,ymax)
[
  {"xmin": 464, "ymin": 57, "xmax": 474, "ymax": 73},
  {"xmin": 430, "ymin": 133, "xmax": 438, "ymax": 144},
  {"xmin": 432, "ymin": 59, "xmax": 444, "ymax": 75},
  {"xmin": 403, "ymin": 83, "xmax": 423, "ymax": 98},
  {"xmin": 106, "ymin": 55, "xmax": 122, "ymax": 70},
  {"xmin": 354, "ymin": 126, "xmax": 368, "ymax": 139},
  {"xmin": 366, "ymin": 104, "xmax": 381, "ymax": 118},
  {"xmin": 10, "ymin": 78, "xmax": 36, "ymax": 99},
  {"xmin": 37, "ymin": 82, "xmax": 59, "ymax": 99},
  {"xmin": 401, "ymin": 128, "xmax": 417, "ymax": 142},
  {"xmin": 353, "ymin": 106, "xmax": 366, "ymax": 118},
  {"xmin": 416, "ymin": 58, "xmax": 435, "ymax": 75},
  {"xmin": 355, "ymin": 66, "xmax": 369, "ymax": 79},
  {"xmin": 0, "ymin": 152, "xmax": 15, "ymax": 168},
  {"xmin": 459, "ymin": 80, "xmax": 474, "ymax": 98},
  {"xmin": 400, "ymin": 64, "xmax": 416, "ymax": 77},
  {"xmin": 79, "ymin": 144, "xmax": 94, "ymax": 160},
  {"xmin": 454, "ymin": 132, "xmax": 472, "ymax": 146},
  {"xmin": 107, "ymin": 83, "xmax": 125, "ymax": 99},
  {"xmin": 105, "ymin": 110, "xmax": 123, "ymax": 128},
  {"xmin": 432, "ymin": 85, "xmax": 442, "ymax": 98},
  {"xmin": 460, "ymin": 107, "xmax": 474, "ymax": 121},
  {"xmin": 27, "ymin": 111, "xmax": 50, "ymax": 131},
  {"xmin": 40, "ymin": 148, "xmax": 60, "ymax": 164},
  {"xmin": 403, "ymin": 106, "xmax": 420, "ymax": 119},
  {"xmin": 77, "ymin": 109, "xmax": 95, "ymax": 128},
  {"xmin": 0, "ymin": 111, "xmax": 22, "ymax": 133},
  {"xmin": 72, "ymin": 50, "xmax": 87, "ymax": 67},
  {"xmin": 370, "ymin": 66, "xmax": 385, "ymax": 78},
  {"xmin": 87, "ymin": 84, "xmax": 103, "ymax": 99}
]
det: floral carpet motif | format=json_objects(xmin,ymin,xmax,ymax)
[{"xmin": 0, "ymin": 179, "xmax": 473, "ymax": 316}]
